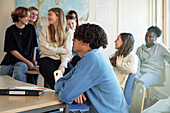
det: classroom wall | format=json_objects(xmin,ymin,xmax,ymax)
[
  {"xmin": 0, "ymin": 0, "xmax": 15, "ymax": 62},
  {"xmin": 0, "ymin": 0, "xmax": 150, "ymax": 61},
  {"xmin": 0, "ymin": 0, "xmax": 169, "ymax": 99}
]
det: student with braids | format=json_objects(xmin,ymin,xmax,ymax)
[
  {"xmin": 136, "ymin": 26, "xmax": 170, "ymax": 89},
  {"xmin": 110, "ymin": 33, "xmax": 138, "ymax": 89}
]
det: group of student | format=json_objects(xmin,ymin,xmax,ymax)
[{"xmin": 0, "ymin": 6, "xmax": 170, "ymax": 113}]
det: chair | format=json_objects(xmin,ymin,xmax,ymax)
[
  {"xmin": 130, "ymin": 83, "xmax": 146, "ymax": 113},
  {"xmin": 124, "ymin": 73, "xmax": 136, "ymax": 105},
  {"xmin": 69, "ymin": 104, "xmax": 89, "ymax": 110}
]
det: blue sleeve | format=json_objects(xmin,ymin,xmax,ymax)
[{"xmin": 54, "ymin": 56, "xmax": 97, "ymax": 104}]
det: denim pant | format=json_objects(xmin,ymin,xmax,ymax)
[
  {"xmin": 0, "ymin": 62, "xmax": 28, "ymax": 82},
  {"xmin": 143, "ymin": 96, "xmax": 170, "ymax": 113},
  {"xmin": 137, "ymin": 72, "xmax": 162, "ymax": 90}
]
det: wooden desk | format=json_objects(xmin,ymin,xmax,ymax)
[{"xmin": 0, "ymin": 76, "xmax": 69, "ymax": 113}]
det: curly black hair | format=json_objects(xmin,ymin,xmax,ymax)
[
  {"xmin": 74, "ymin": 23, "xmax": 108, "ymax": 49},
  {"xmin": 147, "ymin": 26, "xmax": 162, "ymax": 38}
]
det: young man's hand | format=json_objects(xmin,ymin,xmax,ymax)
[{"xmin": 75, "ymin": 93, "xmax": 86, "ymax": 104}]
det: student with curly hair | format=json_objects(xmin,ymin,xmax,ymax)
[
  {"xmin": 0, "ymin": 7, "xmax": 37, "ymax": 82},
  {"xmin": 110, "ymin": 33, "xmax": 138, "ymax": 89},
  {"xmin": 54, "ymin": 23, "xmax": 129, "ymax": 113},
  {"xmin": 136, "ymin": 26, "xmax": 170, "ymax": 89}
]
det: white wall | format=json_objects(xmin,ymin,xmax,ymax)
[
  {"xmin": 0, "ymin": 0, "xmax": 156, "ymax": 61},
  {"xmin": 0, "ymin": 0, "xmax": 15, "ymax": 62},
  {"xmin": 118, "ymin": 0, "xmax": 149, "ymax": 52},
  {"xmin": 0, "ymin": 0, "xmax": 169, "ymax": 97}
]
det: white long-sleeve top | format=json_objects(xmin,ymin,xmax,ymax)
[
  {"xmin": 113, "ymin": 51, "xmax": 138, "ymax": 89},
  {"xmin": 39, "ymin": 25, "xmax": 73, "ymax": 68}
]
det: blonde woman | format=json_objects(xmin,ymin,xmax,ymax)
[{"xmin": 39, "ymin": 8, "xmax": 73, "ymax": 89}]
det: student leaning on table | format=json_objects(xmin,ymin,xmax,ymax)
[{"xmin": 54, "ymin": 23, "xmax": 129, "ymax": 113}]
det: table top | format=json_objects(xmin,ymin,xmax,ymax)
[{"xmin": 0, "ymin": 76, "xmax": 64, "ymax": 113}]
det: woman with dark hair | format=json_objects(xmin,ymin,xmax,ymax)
[
  {"xmin": 110, "ymin": 33, "xmax": 138, "ymax": 89},
  {"xmin": 136, "ymin": 26, "xmax": 170, "ymax": 89},
  {"xmin": 68, "ymin": 10, "xmax": 79, "ymax": 28},
  {"xmin": 39, "ymin": 8, "xmax": 73, "ymax": 89},
  {"xmin": 28, "ymin": 6, "xmax": 42, "ymax": 61}
]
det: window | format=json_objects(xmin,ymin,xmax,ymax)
[{"xmin": 163, "ymin": 0, "xmax": 170, "ymax": 49}]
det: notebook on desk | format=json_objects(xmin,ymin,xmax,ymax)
[{"xmin": 0, "ymin": 86, "xmax": 46, "ymax": 96}]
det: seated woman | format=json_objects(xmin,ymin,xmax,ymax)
[
  {"xmin": 136, "ymin": 26, "xmax": 170, "ymax": 89},
  {"xmin": 39, "ymin": 8, "xmax": 73, "ymax": 89},
  {"xmin": 110, "ymin": 33, "xmax": 138, "ymax": 89},
  {"xmin": 67, "ymin": 10, "xmax": 81, "ymax": 67}
]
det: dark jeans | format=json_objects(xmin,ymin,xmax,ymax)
[
  {"xmin": 39, "ymin": 57, "xmax": 73, "ymax": 89},
  {"xmin": 27, "ymin": 74, "xmax": 39, "ymax": 85}
]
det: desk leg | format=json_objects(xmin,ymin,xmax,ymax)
[{"xmin": 63, "ymin": 104, "xmax": 69, "ymax": 113}]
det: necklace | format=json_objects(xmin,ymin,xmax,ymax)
[
  {"xmin": 15, "ymin": 23, "xmax": 25, "ymax": 36},
  {"xmin": 19, "ymin": 29, "xmax": 24, "ymax": 35}
]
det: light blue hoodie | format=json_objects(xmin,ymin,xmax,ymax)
[{"xmin": 55, "ymin": 49, "xmax": 129, "ymax": 113}]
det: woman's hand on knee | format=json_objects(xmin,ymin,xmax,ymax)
[
  {"xmin": 27, "ymin": 61, "xmax": 35, "ymax": 69},
  {"xmin": 58, "ymin": 66, "xmax": 65, "ymax": 75}
]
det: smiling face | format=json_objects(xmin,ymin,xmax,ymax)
[
  {"xmin": 115, "ymin": 35, "xmax": 123, "ymax": 49},
  {"xmin": 145, "ymin": 32, "xmax": 157, "ymax": 48},
  {"xmin": 19, "ymin": 11, "xmax": 30, "ymax": 25},
  {"xmin": 48, "ymin": 11, "xmax": 59, "ymax": 26},
  {"xmin": 67, "ymin": 19, "xmax": 76, "ymax": 31},
  {"xmin": 30, "ymin": 10, "xmax": 38, "ymax": 23}
]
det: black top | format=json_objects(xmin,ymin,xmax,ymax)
[{"xmin": 1, "ymin": 24, "xmax": 38, "ymax": 65}]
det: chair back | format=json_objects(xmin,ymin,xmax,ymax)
[
  {"xmin": 130, "ymin": 83, "xmax": 146, "ymax": 113},
  {"xmin": 124, "ymin": 73, "xmax": 136, "ymax": 105}
]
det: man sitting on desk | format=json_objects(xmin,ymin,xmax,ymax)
[{"xmin": 54, "ymin": 23, "xmax": 129, "ymax": 113}]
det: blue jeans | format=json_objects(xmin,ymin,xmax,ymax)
[
  {"xmin": 0, "ymin": 62, "xmax": 29, "ymax": 82},
  {"xmin": 137, "ymin": 72, "xmax": 162, "ymax": 90},
  {"xmin": 143, "ymin": 96, "xmax": 170, "ymax": 113}
]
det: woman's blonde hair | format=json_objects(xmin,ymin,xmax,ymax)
[
  {"xmin": 48, "ymin": 8, "xmax": 68, "ymax": 47},
  {"xmin": 28, "ymin": 6, "xmax": 40, "ymax": 28}
]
